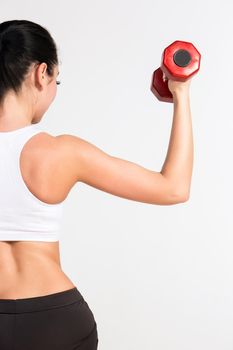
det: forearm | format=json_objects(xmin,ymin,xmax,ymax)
[{"xmin": 160, "ymin": 91, "xmax": 193, "ymax": 199}]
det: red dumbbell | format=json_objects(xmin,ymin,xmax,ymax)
[{"xmin": 151, "ymin": 40, "xmax": 201, "ymax": 102}]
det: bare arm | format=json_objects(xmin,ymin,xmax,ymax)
[
  {"xmin": 160, "ymin": 90, "xmax": 193, "ymax": 199},
  {"xmin": 56, "ymin": 84, "xmax": 193, "ymax": 205}
]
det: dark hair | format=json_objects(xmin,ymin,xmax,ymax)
[{"xmin": 0, "ymin": 20, "xmax": 59, "ymax": 105}]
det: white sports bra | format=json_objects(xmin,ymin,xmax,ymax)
[{"xmin": 0, "ymin": 122, "xmax": 64, "ymax": 242}]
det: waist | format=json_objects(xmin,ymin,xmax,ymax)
[
  {"xmin": 0, "ymin": 287, "xmax": 84, "ymax": 313},
  {"xmin": 0, "ymin": 259, "xmax": 76, "ymax": 299}
]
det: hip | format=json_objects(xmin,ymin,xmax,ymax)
[{"xmin": 0, "ymin": 287, "xmax": 98, "ymax": 350}]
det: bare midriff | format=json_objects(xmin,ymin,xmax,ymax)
[{"xmin": 0, "ymin": 241, "xmax": 76, "ymax": 299}]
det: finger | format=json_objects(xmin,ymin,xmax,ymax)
[{"xmin": 162, "ymin": 72, "xmax": 168, "ymax": 82}]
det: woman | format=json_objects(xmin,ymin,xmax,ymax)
[{"xmin": 0, "ymin": 20, "xmax": 193, "ymax": 350}]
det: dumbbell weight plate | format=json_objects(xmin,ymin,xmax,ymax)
[
  {"xmin": 151, "ymin": 40, "xmax": 201, "ymax": 102},
  {"xmin": 161, "ymin": 40, "xmax": 201, "ymax": 81},
  {"xmin": 151, "ymin": 67, "xmax": 173, "ymax": 102}
]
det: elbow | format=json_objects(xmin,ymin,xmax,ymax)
[
  {"xmin": 170, "ymin": 182, "xmax": 190, "ymax": 204},
  {"xmin": 178, "ymin": 192, "xmax": 190, "ymax": 203},
  {"xmin": 158, "ymin": 174, "xmax": 190, "ymax": 205},
  {"xmin": 167, "ymin": 190, "xmax": 190, "ymax": 205},
  {"xmin": 176, "ymin": 190, "xmax": 190, "ymax": 203}
]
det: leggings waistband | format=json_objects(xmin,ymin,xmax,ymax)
[{"xmin": 0, "ymin": 287, "xmax": 84, "ymax": 314}]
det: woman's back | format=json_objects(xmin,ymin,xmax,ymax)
[
  {"xmin": 0, "ymin": 19, "xmax": 100, "ymax": 349},
  {"xmin": 0, "ymin": 131, "xmax": 76, "ymax": 299}
]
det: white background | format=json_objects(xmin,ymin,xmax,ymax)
[{"xmin": 2, "ymin": 1, "xmax": 233, "ymax": 349}]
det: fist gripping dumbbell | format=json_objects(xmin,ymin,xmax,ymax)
[{"xmin": 151, "ymin": 40, "xmax": 201, "ymax": 102}]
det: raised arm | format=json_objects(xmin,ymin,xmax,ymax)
[
  {"xmin": 56, "ymin": 79, "xmax": 193, "ymax": 206},
  {"xmin": 161, "ymin": 78, "xmax": 193, "ymax": 201}
]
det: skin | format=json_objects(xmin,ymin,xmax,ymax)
[
  {"xmin": 0, "ymin": 62, "xmax": 59, "ymax": 129},
  {"xmin": 0, "ymin": 63, "xmax": 193, "ymax": 298},
  {"xmin": 0, "ymin": 62, "xmax": 76, "ymax": 299}
]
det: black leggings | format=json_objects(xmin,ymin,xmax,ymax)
[{"xmin": 0, "ymin": 286, "xmax": 98, "ymax": 350}]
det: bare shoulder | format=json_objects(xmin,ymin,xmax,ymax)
[
  {"xmin": 27, "ymin": 132, "xmax": 79, "ymax": 182},
  {"xmin": 20, "ymin": 132, "xmax": 78, "ymax": 205},
  {"xmin": 54, "ymin": 133, "xmax": 99, "ymax": 183}
]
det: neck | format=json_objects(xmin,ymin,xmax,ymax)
[{"xmin": 0, "ymin": 93, "xmax": 34, "ymax": 129}]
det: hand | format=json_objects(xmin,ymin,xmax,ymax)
[
  {"xmin": 168, "ymin": 77, "xmax": 192, "ymax": 96},
  {"xmin": 163, "ymin": 72, "xmax": 192, "ymax": 96}
]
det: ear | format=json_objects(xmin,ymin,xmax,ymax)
[
  {"xmin": 35, "ymin": 62, "xmax": 48, "ymax": 89},
  {"xmin": 39, "ymin": 62, "xmax": 48, "ymax": 77}
]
